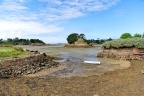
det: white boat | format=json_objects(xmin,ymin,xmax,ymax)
[{"xmin": 84, "ymin": 61, "xmax": 101, "ymax": 64}]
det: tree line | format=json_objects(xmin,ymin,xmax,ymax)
[
  {"xmin": 120, "ymin": 33, "xmax": 144, "ymax": 39},
  {"xmin": 0, "ymin": 37, "xmax": 45, "ymax": 45},
  {"xmin": 102, "ymin": 32, "xmax": 144, "ymax": 49},
  {"xmin": 67, "ymin": 32, "xmax": 144, "ymax": 45},
  {"xmin": 67, "ymin": 33, "xmax": 113, "ymax": 44}
]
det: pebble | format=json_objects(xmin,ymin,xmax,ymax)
[
  {"xmin": 141, "ymin": 70, "xmax": 144, "ymax": 74},
  {"xmin": 93, "ymin": 94, "xmax": 99, "ymax": 96}
]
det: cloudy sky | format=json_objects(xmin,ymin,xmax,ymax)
[{"xmin": 0, "ymin": 0, "xmax": 144, "ymax": 43}]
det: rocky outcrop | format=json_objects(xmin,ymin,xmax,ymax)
[
  {"xmin": 64, "ymin": 38, "xmax": 93, "ymax": 48},
  {"xmin": 0, "ymin": 50, "xmax": 59, "ymax": 78},
  {"xmin": 97, "ymin": 48, "xmax": 144, "ymax": 60}
]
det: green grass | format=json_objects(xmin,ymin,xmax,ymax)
[{"xmin": 0, "ymin": 46, "xmax": 29, "ymax": 60}]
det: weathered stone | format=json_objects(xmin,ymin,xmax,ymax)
[
  {"xmin": 141, "ymin": 70, "xmax": 144, "ymax": 74},
  {"xmin": 0, "ymin": 49, "xmax": 59, "ymax": 78},
  {"xmin": 40, "ymin": 63, "xmax": 45, "ymax": 66}
]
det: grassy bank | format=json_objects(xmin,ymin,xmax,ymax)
[
  {"xmin": 102, "ymin": 38, "xmax": 144, "ymax": 49},
  {"xmin": 0, "ymin": 46, "xmax": 29, "ymax": 59}
]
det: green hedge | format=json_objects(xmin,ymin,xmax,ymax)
[{"xmin": 102, "ymin": 38, "xmax": 144, "ymax": 49}]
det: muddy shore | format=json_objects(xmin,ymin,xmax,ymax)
[
  {"xmin": 0, "ymin": 46, "xmax": 143, "ymax": 96},
  {"xmin": 0, "ymin": 60, "xmax": 143, "ymax": 96}
]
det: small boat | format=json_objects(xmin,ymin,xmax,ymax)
[
  {"xmin": 133, "ymin": 52, "xmax": 144, "ymax": 55},
  {"xmin": 84, "ymin": 61, "xmax": 101, "ymax": 64}
]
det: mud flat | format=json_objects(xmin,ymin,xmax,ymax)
[
  {"xmin": 0, "ymin": 60, "xmax": 143, "ymax": 96},
  {"xmin": 0, "ymin": 46, "xmax": 143, "ymax": 96},
  {"xmin": 21, "ymin": 45, "xmax": 131, "ymax": 78}
]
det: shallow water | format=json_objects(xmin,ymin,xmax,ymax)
[{"xmin": 21, "ymin": 45, "xmax": 130, "ymax": 78}]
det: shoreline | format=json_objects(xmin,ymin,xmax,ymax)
[{"xmin": 0, "ymin": 60, "xmax": 143, "ymax": 96}]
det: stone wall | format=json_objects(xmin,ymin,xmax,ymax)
[
  {"xmin": 0, "ymin": 50, "xmax": 59, "ymax": 78},
  {"xmin": 97, "ymin": 48, "xmax": 144, "ymax": 60}
]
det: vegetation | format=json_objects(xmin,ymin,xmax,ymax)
[
  {"xmin": 102, "ymin": 38, "xmax": 144, "ymax": 49},
  {"xmin": 120, "ymin": 33, "xmax": 132, "ymax": 39},
  {"xmin": 86, "ymin": 38, "xmax": 113, "ymax": 44},
  {"xmin": 67, "ymin": 33, "xmax": 85, "ymax": 44},
  {"xmin": 0, "ymin": 37, "xmax": 45, "ymax": 45},
  {"xmin": 133, "ymin": 33, "xmax": 142, "ymax": 38},
  {"xmin": 0, "ymin": 46, "xmax": 29, "ymax": 59},
  {"xmin": 67, "ymin": 33, "xmax": 112, "ymax": 44}
]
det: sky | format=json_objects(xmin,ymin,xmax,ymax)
[{"xmin": 0, "ymin": 0, "xmax": 144, "ymax": 43}]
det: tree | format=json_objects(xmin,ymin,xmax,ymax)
[
  {"xmin": 67, "ymin": 33, "xmax": 79, "ymax": 44},
  {"xmin": 120, "ymin": 33, "xmax": 132, "ymax": 39},
  {"xmin": 79, "ymin": 33, "xmax": 85, "ymax": 40},
  {"xmin": 133, "ymin": 33, "xmax": 142, "ymax": 38},
  {"xmin": 13, "ymin": 37, "xmax": 20, "ymax": 45},
  {"xmin": 7, "ymin": 38, "xmax": 13, "ymax": 44}
]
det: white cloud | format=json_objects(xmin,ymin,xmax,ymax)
[
  {"xmin": 0, "ymin": 0, "xmax": 120, "ymax": 21},
  {"xmin": 0, "ymin": 0, "xmax": 28, "ymax": 11},
  {"xmin": 0, "ymin": 20, "xmax": 64, "ymax": 39},
  {"xmin": 0, "ymin": 0, "xmax": 120, "ymax": 42},
  {"xmin": 39, "ymin": 0, "xmax": 120, "ymax": 21}
]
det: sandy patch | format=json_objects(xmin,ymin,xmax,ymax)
[{"xmin": 100, "ymin": 58, "xmax": 131, "ymax": 68}]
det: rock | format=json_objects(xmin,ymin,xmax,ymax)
[
  {"xmin": 0, "ymin": 49, "xmax": 59, "ymax": 78},
  {"xmin": 26, "ymin": 70, "xmax": 31, "ymax": 74},
  {"xmin": 97, "ymin": 48, "xmax": 144, "ymax": 60},
  {"xmin": 93, "ymin": 94, "xmax": 99, "ymax": 96},
  {"xmin": 64, "ymin": 38, "xmax": 93, "ymax": 48},
  {"xmin": 40, "ymin": 63, "xmax": 45, "ymax": 66},
  {"xmin": 141, "ymin": 70, "xmax": 144, "ymax": 74},
  {"xmin": 39, "ymin": 76, "xmax": 46, "ymax": 79}
]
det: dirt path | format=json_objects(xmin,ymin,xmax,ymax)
[{"xmin": 0, "ymin": 60, "xmax": 143, "ymax": 96}]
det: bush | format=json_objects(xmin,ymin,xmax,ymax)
[
  {"xmin": 102, "ymin": 38, "xmax": 144, "ymax": 49},
  {"xmin": 120, "ymin": 33, "xmax": 132, "ymax": 39},
  {"xmin": 133, "ymin": 33, "xmax": 142, "ymax": 38}
]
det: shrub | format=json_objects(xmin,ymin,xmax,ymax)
[
  {"xmin": 102, "ymin": 38, "xmax": 144, "ymax": 49},
  {"xmin": 120, "ymin": 33, "xmax": 132, "ymax": 39}
]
